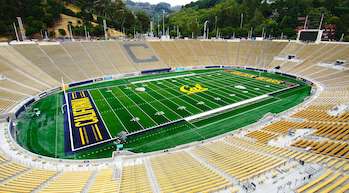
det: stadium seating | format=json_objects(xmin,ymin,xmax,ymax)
[
  {"xmin": 0, "ymin": 162, "xmax": 28, "ymax": 181},
  {"xmin": 291, "ymin": 139, "xmax": 349, "ymax": 158},
  {"xmin": 296, "ymin": 170, "xmax": 349, "ymax": 193},
  {"xmin": 39, "ymin": 171, "xmax": 92, "ymax": 193},
  {"xmin": 193, "ymin": 141, "xmax": 285, "ymax": 182},
  {"xmin": 2, "ymin": 40, "xmax": 349, "ymax": 192},
  {"xmin": 0, "ymin": 46, "xmax": 58, "ymax": 88},
  {"xmin": 0, "ymin": 169, "xmax": 57, "ymax": 193},
  {"xmin": 261, "ymin": 120, "xmax": 305, "ymax": 134},
  {"xmin": 13, "ymin": 44, "xmax": 74, "ymax": 82},
  {"xmin": 151, "ymin": 152, "xmax": 230, "ymax": 192},
  {"xmin": 88, "ymin": 169, "xmax": 119, "ymax": 193},
  {"xmin": 292, "ymin": 106, "xmax": 349, "ymax": 122},
  {"xmin": 245, "ymin": 130, "xmax": 278, "ymax": 143},
  {"xmin": 119, "ymin": 164, "xmax": 153, "ymax": 193},
  {"xmin": 225, "ymin": 136, "xmax": 348, "ymax": 170}
]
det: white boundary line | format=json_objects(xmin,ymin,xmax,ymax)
[
  {"xmin": 185, "ymin": 95, "xmax": 269, "ymax": 121},
  {"xmin": 64, "ymin": 91, "xmax": 75, "ymax": 151}
]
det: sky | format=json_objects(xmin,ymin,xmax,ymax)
[{"xmin": 134, "ymin": 0, "xmax": 198, "ymax": 6}]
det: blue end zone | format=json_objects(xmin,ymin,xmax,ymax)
[{"xmin": 64, "ymin": 91, "xmax": 112, "ymax": 152}]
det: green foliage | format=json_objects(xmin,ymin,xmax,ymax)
[
  {"xmin": 72, "ymin": 0, "xmax": 151, "ymax": 35},
  {"xmin": 0, "ymin": 0, "xmax": 64, "ymax": 37},
  {"xmin": 58, "ymin": 29, "xmax": 67, "ymax": 36},
  {"xmin": 0, "ymin": 0, "xmax": 151, "ymax": 39},
  {"xmin": 169, "ymin": 0, "xmax": 349, "ymax": 40}
]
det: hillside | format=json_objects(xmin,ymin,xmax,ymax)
[
  {"xmin": 169, "ymin": 0, "xmax": 349, "ymax": 41},
  {"xmin": 0, "ymin": 0, "xmax": 150, "ymax": 40},
  {"xmin": 50, "ymin": 3, "xmax": 123, "ymax": 38}
]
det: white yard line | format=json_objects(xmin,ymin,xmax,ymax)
[
  {"xmin": 177, "ymin": 77, "xmax": 236, "ymax": 105},
  {"xmin": 82, "ymin": 70, "xmax": 218, "ymax": 93},
  {"xmin": 131, "ymin": 73, "xmax": 197, "ymax": 84},
  {"xmin": 130, "ymin": 88, "xmax": 172, "ymax": 122},
  {"xmin": 145, "ymin": 85, "xmax": 193, "ymax": 116},
  {"xmin": 219, "ymin": 72, "xmax": 285, "ymax": 90},
  {"xmin": 217, "ymin": 73, "xmax": 283, "ymax": 92},
  {"xmin": 109, "ymin": 89, "xmax": 145, "ymax": 130},
  {"xmin": 116, "ymin": 87, "xmax": 159, "ymax": 126},
  {"xmin": 202, "ymin": 77, "xmax": 259, "ymax": 99},
  {"xmin": 188, "ymin": 74, "xmax": 257, "ymax": 99},
  {"xmin": 210, "ymin": 74, "xmax": 281, "ymax": 97},
  {"xmin": 162, "ymin": 79, "xmax": 222, "ymax": 108},
  {"xmin": 149, "ymin": 82, "xmax": 204, "ymax": 113},
  {"xmin": 97, "ymin": 89, "xmax": 129, "ymax": 133},
  {"xmin": 140, "ymin": 85, "xmax": 207, "ymax": 140},
  {"xmin": 88, "ymin": 91, "xmax": 113, "ymax": 138}
]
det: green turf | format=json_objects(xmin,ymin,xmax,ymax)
[
  {"xmin": 89, "ymin": 69, "xmax": 287, "ymax": 137},
  {"xmin": 16, "ymin": 93, "xmax": 65, "ymax": 158},
  {"xmin": 126, "ymin": 85, "xmax": 311, "ymax": 153},
  {"xmin": 15, "ymin": 68, "xmax": 311, "ymax": 159}
]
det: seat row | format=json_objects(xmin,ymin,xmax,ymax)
[
  {"xmin": 291, "ymin": 139, "xmax": 349, "ymax": 159},
  {"xmin": 296, "ymin": 170, "xmax": 349, "ymax": 193}
]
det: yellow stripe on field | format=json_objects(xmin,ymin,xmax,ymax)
[
  {"xmin": 83, "ymin": 127, "xmax": 89, "ymax": 144},
  {"xmin": 79, "ymin": 127, "xmax": 85, "ymax": 145},
  {"xmin": 91, "ymin": 125, "xmax": 99, "ymax": 141},
  {"xmin": 95, "ymin": 124, "xmax": 103, "ymax": 140}
]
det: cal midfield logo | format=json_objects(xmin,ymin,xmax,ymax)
[{"xmin": 180, "ymin": 84, "xmax": 208, "ymax": 95}]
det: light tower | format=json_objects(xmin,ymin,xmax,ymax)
[
  {"xmin": 162, "ymin": 10, "xmax": 165, "ymax": 36},
  {"xmin": 203, "ymin": 20, "xmax": 209, "ymax": 39},
  {"xmin": 16, "ymin": 17, "xmax": 26, "ymax": 41}
]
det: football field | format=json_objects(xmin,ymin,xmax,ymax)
[
  {"xmin": 66, "ymin": 69, "xmax": 293, "ymax": 151},
  {"xmin": 17, "ymin": 68, "xmax": 311, "ymax": 159}
]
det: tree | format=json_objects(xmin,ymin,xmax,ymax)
[{"xmin": 58, "ymin": 29, "xmax": 67, "ymax": 36}]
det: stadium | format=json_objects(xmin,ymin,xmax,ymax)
[{"xmin": 1, "ymin": 0, "xmax": 349, "ymax": 193}]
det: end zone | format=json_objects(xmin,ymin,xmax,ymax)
[{"xmin": 64, "ymin": 91, "xmax": 112, "ymax": 152}]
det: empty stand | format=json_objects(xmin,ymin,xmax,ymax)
[
  {"xmin": 151, "ymin": 152, "xmax": 230, "ymax": 192},
  {"xmin": 193, "ymin": 141, "xmax": 285, "ymax": 182},
  {"xmin": 119, "ymin": 164, "xmax": 152, "ymax": 193},
  {"xmin": 39, "ymin": 171, "xmax": 92, "ymax": 193},
  {"xmin": 0, "ymin": 169, "xmax": 57, "ymax": 193},
  {"xmin": 246, "ymin": 130, "xmax": 278, "ymax": 143},
  {"xmin": 88, "ymin": 169, "xmax": 119, "ymax": 193},
  {"xmin": 296, "ymin": 170, "xmax": 349, "ymax": 193}
]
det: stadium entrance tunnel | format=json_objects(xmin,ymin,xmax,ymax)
[{"xmin": 13, "ymin": 67, "xmax": 313, "ymax": 159}]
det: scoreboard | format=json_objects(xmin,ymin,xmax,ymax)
[{"xmin": 297, "ymin": 30, "xmax": 323, "ymax": 43}]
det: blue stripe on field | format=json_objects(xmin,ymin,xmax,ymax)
[{"xmin": 65, "ymin": 91, "xmax": 111, "ymax": 152}]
